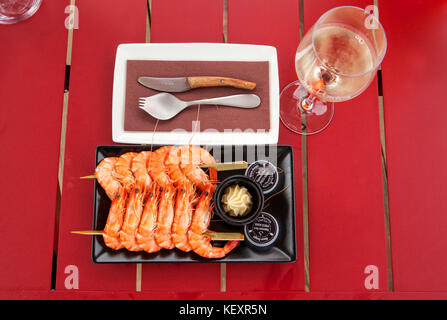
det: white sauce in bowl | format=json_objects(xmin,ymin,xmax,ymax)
[{"xmin": 221, "ymin": 184, "xmax": 253, "ymax": 217}]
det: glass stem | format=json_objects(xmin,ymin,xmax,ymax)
[{"xmin": 301, "ymin": 93, "xmax": 317, "ymax": 111}]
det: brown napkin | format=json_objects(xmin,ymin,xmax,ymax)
[{"xmin": 124, "ymin": 60, "xmax": 270, "ymax": 132}]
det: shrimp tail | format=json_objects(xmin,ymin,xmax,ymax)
[{"xmin": 223, "ymin": 240, "xmax": 240, "ymax": 254}]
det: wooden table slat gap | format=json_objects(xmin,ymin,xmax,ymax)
[
  {"xmin": 138, "ymin": 0, "xmax": 151, "ymax": 293},
  {"xmin": 136, "ymin": 264, "xmax": 142, "ymax": 292},
  {"xmin": 375, "ymin": 0, "xmax": 393, "ymax": 292},
  {"xmin": 381, "ymin": 142, "xmax": 394, "ymax": 292},
  {"xmin": 298, "ymin": 0, "xmax": 305, "ymax": 40},
  {"xmin": 146, "ymin": 0, "xmax": 152, "ymax": 43},
  {"xmin": 302, "ymin": 133, "xmax": 310, "ymax": 292},
  {"xmin": 377, "ymin": 72, "xmax": 394, "ymax": 292},
  {"xmin": 51, "ymin": 181, "xmax": 62, "ymax": 290},
  {"xmin": 298, "ymin": 0, "xmax": 310, "ymax": 293},
  {"xmin": 51, "ymin": 1, "xmax": 77, "ymax": 290},
  {"xmin": 58, "ymin": 91, "xmax": 70, "ymax": 194},
  {"xmin": 223, "ymin": 0, "xmax": 228, "ymax": 43},
  {"xmin": 220, "ymin": 0, "xmax": 228, "ymax": 292},
  {"xmin": 379, "ymin": 87, "xmax": 394, "ymax": 292},
  {"xmin": 220, "ymin": 263, "xmax": 227, "ymax": 292}
]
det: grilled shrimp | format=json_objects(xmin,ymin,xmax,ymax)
[
  {"xmin": 148, "ymin": 146, "xmax": 176, "ymax": 249},
  {"xmin": 164, "ymin": 147, "xmax": 195, "ymax": 251},
  {"xmin": 165, "ymin": 146, "xmax": 190, "ymax": 185},
  {"xmin": 179, "ymin": 145, "xmax": 217, "ymax": 192},
  {"xmin": 131, "ymin": 151, "xmax": 152, "ymax": 194},
  {"xmin": 102, "ymin": 187, "xmax": 128, "ymax": 250},
  {"xmin": 171, "ymin": 181, "xmax": 195, "ymax": 252},
  {"xmin": 119, "ymin": 185, "xmax": 144, "ymax": 251},
  {"xmin": 147, "ymin": 146, "xmax": 172, "ymax": 188},
  {"xmin": 155, "ymin": 185, "xmax": 176, "ymax": 249},
  {"xmin": 136, "ymin": 184, "xmax": 161, "ymax": 253},
  {"xmin": 95, "ymin": 157, "xmax": 121, "ymax": 200},
  {"xmin": 119, "ymin": 151, "xmax": 154, "ymax": 251},
  {"xmin": 188, "ymin": 186, "xmax": 240, "ymax": 258},
  {"xmin": 112, "ymin": 152, "xmax": 137, "ymax": 193},
  {"xmin": 106, "ymin": 152, "xmax": 138, "ymax": 251}
]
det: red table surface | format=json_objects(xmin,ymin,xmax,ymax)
[
  {"xmin": 303, "ymin": 0, "xmax": 387, "ymax": 292},
  {"xmin": 55, "ymin": 0, "xmax": 147, "ymax": 291},
  {"xmin": 0, "ymin": 0, "xmax": 67, "ymax": 291},
  {"xmin": 380, "ymin": 0, "xmax": 447, "ymax": 291},
  {"xmin": 227, "ymin": 0, "xmax": 304, "ymax": 292},
  {"xmin": 1, "ymin": 0, "xmax": 447, "ymax": 299}
]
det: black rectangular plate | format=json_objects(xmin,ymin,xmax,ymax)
[{"xmin": 92, "ymin": 145, "xmax": 296, "ymax": 263}]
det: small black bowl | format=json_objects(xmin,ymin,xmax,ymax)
[
  {"xmin": 213, "ymin": 175, "xmax": 264, "ymax": 226},
  {"xmin": 244, "ymin": 212, "xmax": 280, "ymax": 250}
]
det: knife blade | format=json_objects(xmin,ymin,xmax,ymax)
[{"xmin": 137, "ymin": 76, "xmax": 256, "ymax": 92}]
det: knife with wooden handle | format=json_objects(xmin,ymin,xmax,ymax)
[{"xmin": 138, "ymin": 76, "xmax": 256, "ymax": 92}]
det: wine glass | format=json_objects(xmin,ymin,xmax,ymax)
[
  {"xmin": 0, "ymin": 0, "xmax": 42, "ymax": 24},
  {"xmin": 280, "ymin": 6, "xmax": 387, "ymax": 135}
]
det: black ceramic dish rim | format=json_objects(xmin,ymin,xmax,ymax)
[{"xmin": 213, "ymin": 174, "xmax": 264, "ymax": 226}]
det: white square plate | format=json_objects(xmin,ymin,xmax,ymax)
[{"xmin": 112, "ymin": 43, "xmax": 279, "ymax": 145}]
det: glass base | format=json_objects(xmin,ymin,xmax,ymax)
[
  {"xmin": 0, "ymin": 0, "xmax": 42, "ymax": 24},
  {"xmin": 279, "ymin": 80, "xmax": 334, "ymax": 135}
]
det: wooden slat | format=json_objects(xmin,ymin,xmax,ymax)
[
  {"xmin": 380, "ymin": 0, "xmax": 447, "ymax": 291},
  {"xmin": 0, "ymin": 1, "xmax": 67, "ymax": 290},
  {"xmin": 55, "ymin": 0, "xmax": 147, "ymax": 290},
  {"xmin": 141, "ymin": 0, "xmax": 223, "ymax": 292},
  {"xmin": 227, "ymin": 0, "xmax": 305, "ymax": 291},
  {"xmin": 303, "ymin": 0, "xmax": 388, "ymax": 291}
]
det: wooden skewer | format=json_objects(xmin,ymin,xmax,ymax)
[
  {"xmin": 71, "ymin": 230, "xmax": 244, "ymax": 241},
  {"xmin": 199, "ymin": 161, "xmax": 248, "ymax": 171},
  {"xmin": 80, "ymin": 161, "xmax": 248, "ymax": 179},
  {"xmin": 72, "ymin": 230, "xmax": 103, "ymax": 235},
  {"xmin": 204, "ymin": 231, "xmax": 245, "ymax": 241},
  {"xmin": 80, "ymin": 175, "xmax": 96, "ymax": 179}
]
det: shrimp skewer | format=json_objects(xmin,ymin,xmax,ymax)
[
  {"xmin": 119, "ymin": 152, "xmax": 152, "ymax": 251},
  {"xmin": 88, "ymin": 147, "xmax": 241, "ymax": 256},
  {"xmin": 95, "ymin": 157, "xmax": 121, "ymax": 200},
  {"xmin": 188, "ymin": 186, "xmax": 240, "ymax": 259}
]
